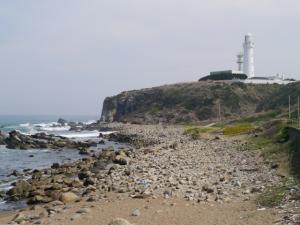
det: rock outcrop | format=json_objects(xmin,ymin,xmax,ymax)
[
  {"xmin": 3, "ymin": 130, "xmax": 91, "ymax": 150},
  {"xmin": 0, "ymin": 131, "xmax": 8, "ymax": 145},
  {"xmin": 100, "ymin": 81, "xmax": 294, "ymax": 124}
]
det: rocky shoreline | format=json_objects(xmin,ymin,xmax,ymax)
[
  {"xmin": 0, "ymin": 123, "xmax": 298, "ymax": 225},
  {"xmin": 0, "ymin": 130, "xmax": 95, "ymax": 150}
]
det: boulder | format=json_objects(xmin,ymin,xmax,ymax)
[
  {"xmin": 108, "ymin": 218, "xmax": 133, "ymax": 225},
  {"xmin": 114, "ymin": 155, "xmax": 129, "ymax": 165},
  {"xmin": 131, "ymin": 208, "xmax": 141, "ymax": 217},
  {"xmin": 7, "ymin": 180, "xmax": 32, "ymax": 200},
  {"xmin": 57, "ymin": 118, "xmax": 68, "ymax": 126},
  {"xmin": 0, "ymin": 131, "xmax": 8, "ymax": 145},
  {"xmin": 28, "ymin": 195, "xmax": 53, "ymax": 204},
  {"xmin": 59, "ymin": 192, "xmax": 80, "ymax": 203},
  {"xmin": 79, "ymin": 147, "xmax": 90, "ymax": 155}
]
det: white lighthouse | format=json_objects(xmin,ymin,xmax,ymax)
[{"xmin": 243, "ymin": 33, "xmax": 255, "ymax": 78}]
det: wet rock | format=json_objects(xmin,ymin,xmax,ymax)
[
  {"xmin": 57, "ymin": 118, "xmax": 68, "ymax": 126},
  {"xmin": 0, "ymin": 131, "xmax": 8, "ymax": 145},
  {"xmin": 4, "ymin": 130, "xmax": 91, "ymax": 150},
  {"xmin": 79, "ymin": 147, "xmax": 90, "ymax": 155},
  {"xmin": 9, "ymin": 170, "xmax": 23, "ymax": 177},
  {"xmin": 51, "ymin": 163, "xmax": 60, "ymax": 169}
]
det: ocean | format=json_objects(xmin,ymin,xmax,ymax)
[{"xmin": 0, "ymin": 115, "xmax": 117, "ymax": 211}]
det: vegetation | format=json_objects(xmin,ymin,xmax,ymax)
[
  {"xmin": 237, "ymin": 111, "xmax": 280, "ymax": 125},
  {"xmin": 223, "ymin": 123, "xmax": 254, "ymax": 135},
  {"xmin": 183, "ymin": 126, "xmax": 216, "ymax": 139},
  {"xmin": 242, "ymin": 119, "xmax": 300, "ymax": 207},
  {"xmin": 257, "ymin": 183, "xmax": 288, "ymax": 207},
  {"xmin": 101, "ymin": 81, "xmax": 282, "ymax": 123}
]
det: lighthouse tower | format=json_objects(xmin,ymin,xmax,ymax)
[{"xmin": 243, "ymin": 33, "xmax": 255, "ymax": 78}]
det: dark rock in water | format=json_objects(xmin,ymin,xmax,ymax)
[
  {"xmin": 0, "ymin": 131, "xmax": 9, "ymax": 145},
  {"xmin": 4, "ymin": 130, "xmax": 92, "ymax": 150},
  {"xmin": 57, "ymin": 118, "xmax": 68, "ymax": 126},
  {"xmin": 51, "ymin": 163, "xmax": 60, "ymax": 169},
  {"xmin": 29, "ymin": 154, "xmax": 34, "ymax": 158},
  {"xmin": 0, "ymin": 191, "xmax": 5, "ymax": 198},
  {"xmin": 99, "ymin": 139, "xmax": 105, "ymax": 144},
  {"xmin": 108, "ymin": 133, "xmax": 137, "ymax": 143},
  {"xmin": 79, "ymin": 147, "xmax": 90, "ymax": 155},
  {"xmin": 86, "ymin": 140, "xmax": 98, "ymax": 147},
  {"xmin": 9, "ymin": 170, "xmax": 23, "ymax": 177}
]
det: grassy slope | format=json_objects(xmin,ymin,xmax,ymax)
[
  {"xmin": 183, "ymin": 113, "xmax": 300, "ymax": 207},
  {"xmin": 101, "ymin": 81, "xmax": 281, "ymax": 123}
]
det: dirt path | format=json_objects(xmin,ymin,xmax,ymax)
[{"xmin": 0, "ymin": 194, "xmax": 279, "ymax": 225}]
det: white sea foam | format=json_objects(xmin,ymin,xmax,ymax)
[
  {"xmin": 60, "ymin": 131, "xmax": 100, "ymax": 138},
  {"xmin": 39, "ymin": 126, "xmax": 70, "ymax": 132},
  {"xmin": 60, "ymin": 131, "xmax": 114, "ymax": 138},
  {"xmin": 83, "ymin": 120, "xmax": 97, "ymax": 125},
  {"xmin": 20, "ymin": 123, "xmax": 30, "ymax": 127}
]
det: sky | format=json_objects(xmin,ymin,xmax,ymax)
[{"xmin": 0, "ymin": 0, "xmax": 299, "ymax": 116}]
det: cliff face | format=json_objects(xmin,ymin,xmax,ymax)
[{"xmin": 100, "ymin": 81, "xmax": 299, "ymax": 124}]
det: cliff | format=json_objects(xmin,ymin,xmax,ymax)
[{"xmin": 100, "ymin": 81, "xmax": 300, "ymax": 124}]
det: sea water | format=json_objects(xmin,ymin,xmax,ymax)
[{"xmin": 0, "ymin": 115, "xmax": 118, "ymax": 211}]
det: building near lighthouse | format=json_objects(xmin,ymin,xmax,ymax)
[{"xmin": 201, "ymin": 34, "xmax": 295, "ymax": 84}]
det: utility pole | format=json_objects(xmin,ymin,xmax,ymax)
[
  {"xmin": 289, "ymin": 95, "xmax": 291, "ymax": 121},
  {"xmin": 218, "ymin": 101, "xmax": 221, "ymax": 122},
  {"xmin": 297, "ymin": 95, "xmax": 300, "ymax": 128}
]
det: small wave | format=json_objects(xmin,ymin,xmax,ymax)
[
  {"xmin": 33, "ymin": 122, "xmax": 57, "ymax": 128},
  {"xmin": 60, "ymin": 131, "xmax": 114, "ymax": 138},
  {"xmin": 60, "ymin": 131, "xmax": 100, "ymax": 138},
  {"xmin": 83, "ymin": 120, "xmax": 97, "ymax": 125},
  {"xmin": 19, "ymin": 123, "xmax": 30, "ymax": 127},
  {"xmin": 27, "ymin": 149, "xmax": 50, "ymax": 153},
  {"xmin": 38, "ymin": 126, "xmax": 70, "ymax": 132}
]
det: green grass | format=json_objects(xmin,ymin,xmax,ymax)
[
  {"xmin": 237, "ymin": 111, "xmax": 280, "ymax": 125},
  {"xmin": 257, "ymin": 179, "xmax": 300, "ymax": 207},
  {"xmin": 257, "ymin": 183, "xmax": 289, "ymax": 207},
  {"xmin": 183, "ymin": 126, "xmax": 216, "ymax": 139},
  {"xmin": 223, "ymin": 123, "xmax": 254, "ymax": 135}
]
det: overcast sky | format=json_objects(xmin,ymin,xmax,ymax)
[{"xmin": 0, "ymin": 0, "xmax": 299, "ymax": 115}]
